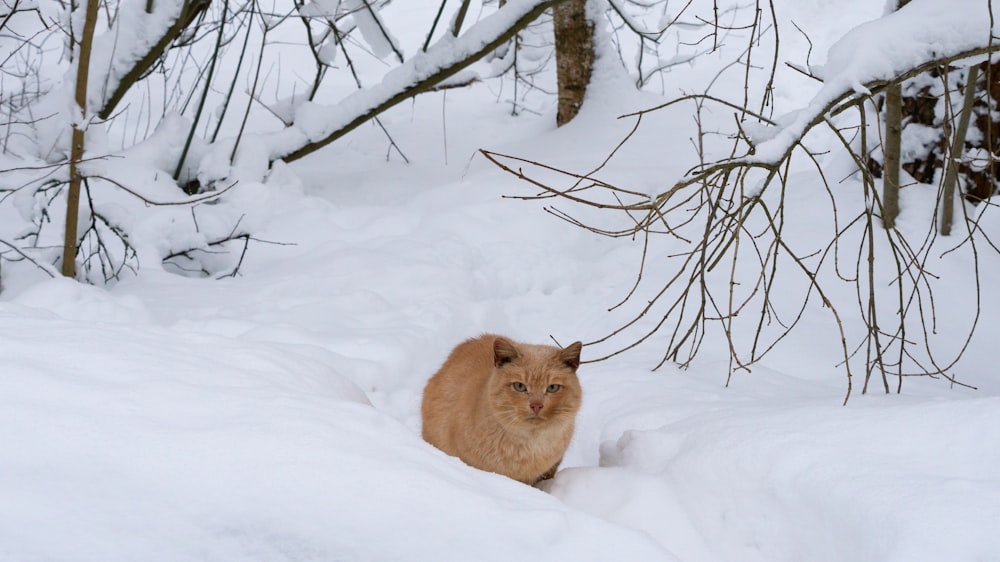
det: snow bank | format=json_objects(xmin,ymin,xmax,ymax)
[
  {"xmin": 557, "ymin": 368, "xmax": 1000, "ymax": 561},
  {"xmin": 2, "ymin": 1, "xmax": 999, "ymax": 561},
  {"xmin": 0, "ymin": 278, "xmax": 670, "ymax": 562}
]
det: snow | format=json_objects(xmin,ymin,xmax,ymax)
[
  {"xmin": 749, "ymin": 0, "xmax": 1000, "ymax": 164},
  {"xmin": 265, "ymin": 0, "xmax": 558, "ymax": 160},
  {"xmin": 1, "ymin": 282, "xmax": 669, "ymax": 561},
  {"xmin": 2, "ymin": 0, "xmax": 1000, "ymax": 561},
  {"xmin": 562, "ymin": 381, "xmax": 1000, "ymax": 561},
  {"xmin": 345, "ymin": 0, "xmax": 403, "ymax": 62},
  {"xmin": 88, "ymin": 0, "xmax": 188, "ymax": 115}
]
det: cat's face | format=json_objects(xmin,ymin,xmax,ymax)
[{"xmin": 488, "ymin": 338, "xmax": 583, "ymax": 430}]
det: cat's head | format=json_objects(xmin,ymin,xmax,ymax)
[{"xmin": 488, "ymin": 336, "xmax": 583, "ymax": 430}]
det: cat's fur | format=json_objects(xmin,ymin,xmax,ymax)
[{"xmin": 421, "ymin": 334, "xmax": 583, "ymax": 485}]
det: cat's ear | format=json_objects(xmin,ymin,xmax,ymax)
[
  {"xmin": 560, "ymin": 341, "xmax": 583, "ymax": 370},
  {"xmin": 493, "ymin": 337, "xmax": 520, "ymax": 367}
]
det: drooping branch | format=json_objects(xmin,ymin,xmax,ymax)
[
  {"xmin": 482, "ymin": 5, "xmax": 1000, "ymax": 401},
  {"xmin": 271, "ymin": 0, "xmax": 570, "ymax": 164},
  {"xmin": 612, "ymin": 44, "xmax": 1000, "ymax": 215},
  {"xmin": 97, "ymin": 0, "xmax": 211, "ymax": 120},
  {"xmin": 486, "ymin": 42, "xmax": 1000, "ymax": 221}
]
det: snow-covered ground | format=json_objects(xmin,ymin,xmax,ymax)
[{"xmin": 2, "ymin": 0, "xmax": 999, "ymax": 560}]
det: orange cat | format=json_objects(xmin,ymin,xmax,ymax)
[{"xmin": 421, "ymin": 334, "xmax": 583, "ymax": 485}]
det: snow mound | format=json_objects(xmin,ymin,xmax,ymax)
[{"xmin": 0, "ymin": 302, "xmax": 670, "ymax": 561}]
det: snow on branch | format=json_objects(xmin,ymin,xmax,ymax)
[
  {"xmin": 600, "ymin": 0, "xmax": 1000, "ymax": 210},
  {"xmin": 485, "ymin": 0, "xmax": 1000, "ymax": 404},
  {"xmin": 350, "ymin": 0, "xmax": 404, "ymax": 62},
  {"xmin": 91, "ymin": 0, "xmax": 210, "ymax": 119},
  {"xmin": 264, "ymin": 0, "xmax": 569, "ymax": 164},
  {"xmin": 741, "ymin": 0, "xmax": 1000, "ymax": 167},
  {"xmin": 299, "ymin": 0, "xmax": 403, "ymax": 63}
]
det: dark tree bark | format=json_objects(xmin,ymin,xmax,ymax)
[{"xmin": 552, "ymin": 0, "xmax": 593, "ymax": 126}]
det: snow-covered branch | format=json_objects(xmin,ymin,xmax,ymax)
[
  {"xmin": 264, "ymin": 0, "xmax": 569, "ymax": 163},
  {"xmin": 92, "ymin": 0, "xmax": 210, "ymax": 119},
  {"xmin": 484, "ymin": 0, "xmax": 1000, "ymax": 400},
  {"xmin": 633, "ymin": 0, "xmax": 1000, "ymax": 208},
  {"xmin": 741, "ymin": 0, "xmax": 999, "ymax": 168}
]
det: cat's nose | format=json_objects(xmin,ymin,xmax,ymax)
[{"xmin": 530, "ymin": 402, "xmax": 543, "ymax": 414}]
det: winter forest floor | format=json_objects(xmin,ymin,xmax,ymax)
[{"xmin": 2, "ymin": 0, "xmax": 1000, "ymax": 560}]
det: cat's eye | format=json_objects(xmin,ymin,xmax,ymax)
[
  {"xmin": 546, "ymin": 384, "xmax": 561, "ymax": 393},
  {"xmin": 512, "ymin": 382, "xmax": 527, "ymax": 392}
]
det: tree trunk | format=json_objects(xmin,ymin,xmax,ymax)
[
  {"xmin": 883, "ymin": 82, "xmax": 902, "ymax": 229},
  {"xmin": 63, "ymin": 0, "xmax": 100, "ymax": 278},
  {"xmin": 553, "ymin": 0, "xmax": 593, "ymax": 126},
  {"xmin": 940, "ymin": 64, "xmax": 980, "ymax": 236},
  {"xmin": 880, "ymin": 0, "xmax": 909, "ymax": 230}
]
